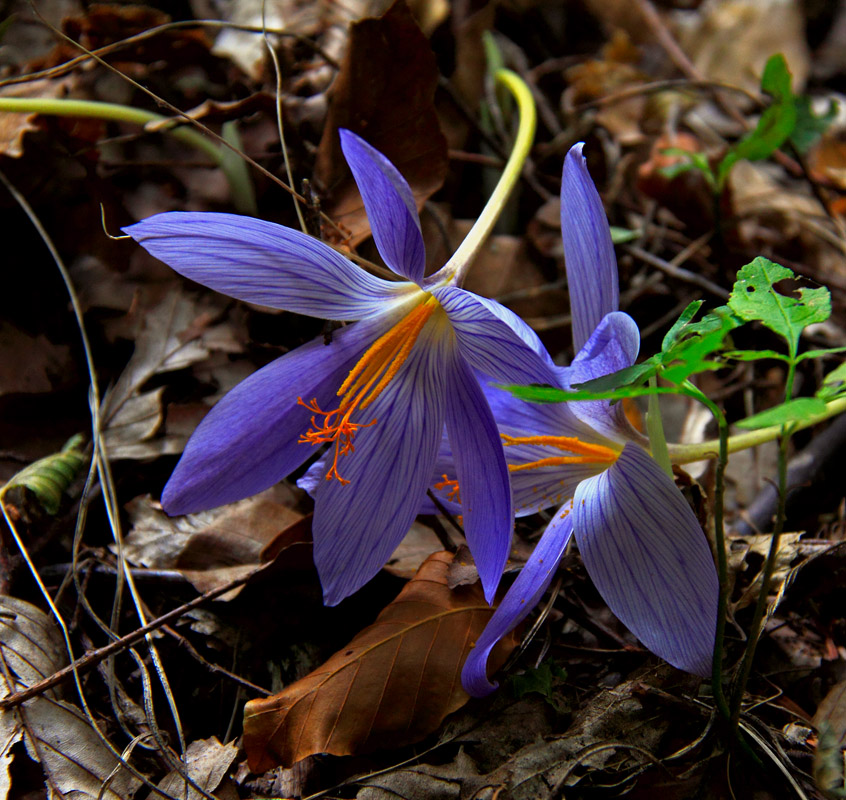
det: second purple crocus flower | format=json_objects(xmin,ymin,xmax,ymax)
[
  {"xmin": 124, "ymin": 130, "xmax": 558, "ymax": 606},
  {"xmin": 455, "ymin": 144, "xmax": 719, "ymax": 695}
]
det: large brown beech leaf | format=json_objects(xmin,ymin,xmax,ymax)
[
  {"xmin": 243, "ymin": 551, "xmax": 517, "ymax": 771},
  {"xmin": 313, "ymin": 0, "xmax": 448, "ymax": 247}
]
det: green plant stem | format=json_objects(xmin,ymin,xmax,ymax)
[
  {"xmin": 729, "ymin": 355, "xmax": 798, "ymax": 729},
  {"xmin": 680, "ymin": 383, "xmax": 731, "ymax": 721},
  {"xmin": 646, "ymin": 376, "xmax": 673, "ymax": 477},
  {"xmin": 443, "ymin": 69, "xmax": 536, "ymax": 286},
  {"xmin": 0, "ymin": 97, "xmax": 256, "ymax": 214},
  {"xmin": 667, "ymin": 394, "xmax": 846, "ymax": 464}
]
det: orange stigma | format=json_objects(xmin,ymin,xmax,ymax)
[
  {"xmin": 502, "ymin": 434, "xmax": 619, "ymax": 472},
  {"xmin": 298, "ymin": 296, "xmax": 439, "ymax": 484},
  {"xmin": 434, "ymin": 474, "xmax": 461, "ymax": 504}
]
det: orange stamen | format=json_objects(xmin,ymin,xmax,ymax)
[
  {"xmin": 298, "ymin": 296, "xmax": 439, "ymax": 484},
  {"xmin": 502, "ymin": 433, "xmax": 619, "ymax": 473},
  {"xmin": 434, "ymin": 474, "xmax": 461, "ymax": 504}
]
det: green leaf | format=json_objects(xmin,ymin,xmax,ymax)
[
  {"xmin": 497, "ymin": 382, "xmax": 679, "ymax": 404},
  {"xmin": 735, "ymin": 397, "xmax": 828, "ymax": 430},
  {"xmin": 661, "ymin": 300, "xmax": 704, "ymax": 352},
  {"xmin": 798, "ymin": 345, "xmax": 846, "ymax": 362},
  {"xmin": 716, "ymin": 54, "xmax": 797, "ymax": 187},
  {"xmin": 723, "ymin": 349, "xmax": 790, "ymax": 362},
  {"xmin": 571, "ymin": 361, "xmax": 658, "ymax": 394},
  {"xmin": 790, "ymin": 95, "xmax": 838, "ymax": 153},
  {"xmin": 659, "ymin": 307, "xmax": 741, "ymax": 383},
  {"xmin": 728, "ymin": 257, "xmax": 830, "ymax": 353},
  {"xmin": 510, "ymin": 662, "xmax": 569, "ymax": 712},
  {"xmin": 3, "ymin": 435, "xmax": 87, "ymax": 515},
  {"xmin": 609, "ymin": 226, "xmax": 640, "ymax": 244},
  {"xmin": 818, "ymin": 362, "xmax": 846, "ymax": 401},
  {"xmin": 658, "ymin": 149, "xmax": 715, "ymax": 187}
]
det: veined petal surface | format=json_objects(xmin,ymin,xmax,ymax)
[
  {"xmin": 503, "ymin": 435, "xmax": 604, "ymax": 515},
  {"xmin": 123, "ymin": 212, "xmax": 411, "ymax": 319},
  {"xmin": 462, "ymin": 506, "xmax": 574, "ymax": 697},
  {"xmin": 442, "ymin": 349, "xmax": 512, "ymax": 603},
  {"xmin": 433, "ymin": 286, "xmax": 558, "ymax": 386},
  {"xmin": 310, "ymin": 321, "xmax": 447, "ymax": 605},
  {"xmin": 340, "ymin": 129, "xmax": 426, "ymax": 283},
  {"xmin": 559, "ymin": 311, "xmax": 642, "ymax": 442},
  {"xmin": 572, "ymin": 443, "xmax": 718, "ymax": 677},
  {"xmin": 561, "ymin": 144, "xmax": 619, "ymax": 351},
  {"xmin": 162, "ymin": 314, "xmax": 394, "ymax": 515}
]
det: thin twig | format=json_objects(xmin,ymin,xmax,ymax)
[{"xmin": 0, "ymin": 562, "xmax": 273, "ymax": 710}]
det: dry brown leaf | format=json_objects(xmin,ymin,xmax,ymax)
[
  {"xmin": 0, "ymin": 78, "xmax": 71, "ymax": 158},
  {"xmin": 675, "ymin": 0, "xmax": 809, "ymax": 96},
  {"xmin": 157, "ymin": 736, "xmax": 240, "ymax": 800},
  {"xmin": 313, "ymin": 0, "xmax": 448, "ymax": 247},
  {"xmin": 0, "ymin": 596, "xmax": 140, "ymax": 799},
  {"xmin": 729, "ymin": 532, "xmax": 803, "ymax": 612},
  {"xmin": 0, "ymin": 322, "xmax": 74, "ymax": 397},
  {"xmin": 123, "ymin": 485, "xmax": 306, "ymax": 597},
  {"xmin": 813, "ymin": 681, "xmax": 846, "ymax": 795},
  {"xmin": 242, "ymin": 551, "xmax": 518, "ymax": 771},
  {"xmin": 101, "ymin": 292, "xmax": 240, "ymax": 460}
]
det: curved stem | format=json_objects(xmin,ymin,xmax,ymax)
[
  {"xmin": 668, "ymin": 394, "xmax": 846, "ymax": 464},
  {"xmin": 0, "ymin": 97, "xmax": 256, "ymax": 214},
  {"xmin": 441, "ymin": 69, "xmax": 536, "ymax": 286}
]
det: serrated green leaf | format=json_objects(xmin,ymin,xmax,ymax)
[
  {"xmin": 798, "ymin": 345, "xmax": 846, "ymax": 362},
  {"xmin": 3, "ymin": 435, "xmax": 86, "ymax": 515},
  {"xmin": 723, "ymin": 349, "xmax": 790, "ymax": 362},
  {"xmin": 572, "ymin": 361, "xmax": 658, "ymax": 394},
  {"xmin": 661, "ymin": 301, "xmax": 705, "ymax": 352},
  {"xmin": 790, "ymin": 95, "xmax": 837, "ymax": 153},
  {"xmin": 659, "ymin": 309, "xmax": 739, "ymax": 383},
  {"xmin": 728, "ymin": 257, "xmax": 830, "ymax": 353},
  {"xmin": 735, "ymin": 397, "xmax": 828, "ymax": 430},
  {"xmin": 497, "ymin": 383, "xmax": 678, "ymax": 404},
  {"xmin": 716, "ymin": 54, "xmax": 796, "ymax": 187},
  {"xmin": 818, "ymin": 362, "xmax": 846, "ymax": 401}
]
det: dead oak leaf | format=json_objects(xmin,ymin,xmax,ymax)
[{"xmin": 243, "ymin": 551, "xmax": 517, "ymax": 771}]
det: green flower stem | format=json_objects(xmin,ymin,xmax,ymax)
[
  {"xmin": 445, "ymin": 69, "xmax": 536, "ymax": 286},
  {"xmin": 667, "ymin": 395, "xmax": 846, "ymax": 464},
  {"xmin": 0, "ymin": 97, "xmax": 256, "ymax": 214}
]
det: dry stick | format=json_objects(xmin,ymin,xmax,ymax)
[
  {"xmin": 0, "ymin": 562, "xmax": 273, "ymax": 711},
  {"xmin": 625, "ymin": 245, "xmax": 729, "ymax": 299}
]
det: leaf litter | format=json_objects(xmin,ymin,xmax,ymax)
[{"xmin": 2, "ymin": 0, "xmax": 846, "ymax": 798}]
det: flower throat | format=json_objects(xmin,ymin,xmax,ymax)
[{"xmin": 298, "ymin": 296, "xmax": 439, "ymax": 484}]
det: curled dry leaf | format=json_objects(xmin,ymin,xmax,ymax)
[
  {"xmin": 314, "ymin": 0, "xmax": 448, "ymax": 247},
  {"xmin": 0, "ymin": 596, "xmax": 140, "ymax": 799},
  {"xmin": 242, "ymin": 551, "xmax": 518, "ymax": 772},
  {"xmin": 123, "ymin": 484, "xmax": 306, "ymax": 598}
]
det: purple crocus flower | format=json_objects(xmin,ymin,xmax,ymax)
[
  {"xmin": 457, "ymin": 144, "xmax": 719, "ymax": 695},
  {"xmin": 123, "ymin": 129, "xmax": 558, "ymax": 606}
]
